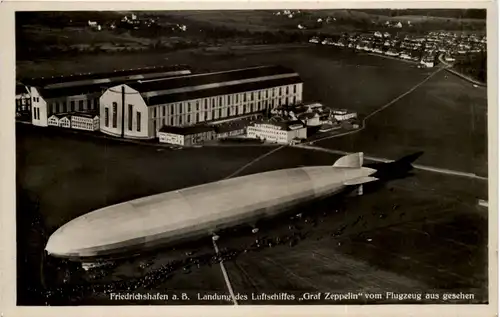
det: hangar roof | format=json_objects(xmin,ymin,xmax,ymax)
[
  {"xmin": 144, "ymin": 76, "xmax": 302, "ymax": 106},
  {"xmin": 23, "ymin": 65, "xmax": 191, "ymax": 88},
  {"xmin": 24, "ymin": 65, "xmax": 192, "ymax": 99},
  {"xmin": 127, "ymin": 65, "xmax": 302, "ymax": 106}
]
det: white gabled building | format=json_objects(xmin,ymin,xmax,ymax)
[
  {"xmin": 99, "ymin": 65, "xmax": 303, "ymax": 140},
  {"xmin": 24, "ymin": 65, "xmax": 191, "ymax": 127},
  {"xmin": 47, "ymin": 114, "xmax": 60, "ymax": 127},
  {"xmin": 59, "ymin": 116, "xmax": 71, "ymax": 128}
]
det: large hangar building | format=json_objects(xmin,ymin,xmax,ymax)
[
  {"xmin": 24, "ymin": 65, "xmax": 191, "ymax": 127},
  {"xmin": 99, "ymin": 65, "xmax": 303, "ymax": 139}
]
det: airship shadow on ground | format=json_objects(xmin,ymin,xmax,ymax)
[{"xmin": 357, "ymin": 151, "xmax": 424, "ymax": 194}]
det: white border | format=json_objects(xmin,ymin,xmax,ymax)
[{"xmin": 0, "ymin": 2, "xmax": 497, "ymax": 317}]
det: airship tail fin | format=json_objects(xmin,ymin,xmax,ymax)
[
  {"xmin": 333, "ymin": 152, "xmax": 363, "ymax": 168},
  {"xmin": 343, "ymin": 176, "xmax": 379, "ymax": 186}
]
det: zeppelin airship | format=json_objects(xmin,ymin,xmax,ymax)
[{"xmin": 45, "ymin": 152, "xmax": 408, "ymax": 263}]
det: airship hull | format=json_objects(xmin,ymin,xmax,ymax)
[
  {"xmin": 45, "ymin": 153, "xmax": 376, "ymax": 261},
  {"xmin": 49, "ymin": 186, "xmax": 345, "ymax": 262}
]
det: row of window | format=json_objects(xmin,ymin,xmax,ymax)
[
  {"xmin": 249, "ymin": 131, "xmax": 288, "ymax": 140},
  {"xmin": 254, "ymin": 125, "xmax": 283, "ymax": 131},
  {"xmin": 153, "ymin": 97, "xmax": 298, "ymax": 128},
  {"xmin": 48, "ymin": 98, "xmax": 100, "ymax": 115},
  {"xmin": 152, "ymin": 86, "xmax": 301, "ymax": 118},
  {"xmin": 72, "ymin": 122, "xmax": 96, "ymax": 130},
  {"xmin": 72, "ymin": 118, "xmax": 98, "ymax": 123},
  {"xmin": 16, "ymin": 105, "xmax": 31, "ymax": 112},
  {"xmin": 16, "ymin": 98, "xmax": 31, "ymax": 106},
  {"xmin": 154, "ymin": 102, "xmax": 266, "ymax": 128}
]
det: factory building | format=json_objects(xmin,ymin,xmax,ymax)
[
  {"xmin": 99, "ymin": 65, "xmax": 303, "ymax": 139},
  {"xmin": 247, "ymin": 119, "xmax": 307, "ymax": 144},
  {"xmin": 159, "ymin": 125, "xmax": 215, "ymax": 146},
  {"xmin": 158, "ymin": 120, "xmax": 248, "ymax": 146},
  {"xmin": 70, "ymin": 113, "xmax": 100, "ymax": 131},
  {"xmin": 24, "ymin": 65, "xmax": 191, "ymax": 127},
  {"xmin": 331, "ymin": 109, "xmax": 357, "ymax": 121}
]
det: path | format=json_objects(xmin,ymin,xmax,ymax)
[{"xmin": 212, "ymin": 239, "xmax": 238, "ymax": 305}]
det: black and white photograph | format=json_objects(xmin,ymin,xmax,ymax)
[{"xmin": 1, "ymin": 2, "xmax": 497, "ymax": 315}]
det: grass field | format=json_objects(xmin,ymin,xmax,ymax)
[
  {"xmin": 317, "ymin": 69, "xmax": 488, "ymax": 176},
  {"xmin": 16, "ymin": 124, "xmax": 488, "ymax": 305}
]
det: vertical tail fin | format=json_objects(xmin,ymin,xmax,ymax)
[{"xmin": 333, "ymin": 152, "xmax": 364, "ymax": 168}]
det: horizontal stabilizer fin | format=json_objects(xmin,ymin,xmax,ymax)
[
  {"xmin": 333, "ymin": 152, "xmax": 363, "ymax": 168},
  {"xmin": 343, "ymin": 176, "xmax": 379, "ymax": 186}
]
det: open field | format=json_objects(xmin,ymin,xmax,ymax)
[
  {"xmin": 149, "ymin": 10, "xmax": 486, "ymax": 33},
  {"xmin": 317, "ymin": 69, "xmax": 488, "ymax": 176},
  {"xmin": 16, "ymin": 124, "xmax": 488, "ymax": 305}
]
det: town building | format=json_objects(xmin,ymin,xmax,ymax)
[
  {"xmin": 99, "ymin": 65, "xmax": 303, "ymax": 139},
  {"xmin": 247, "ymin": 119, "xmax": 307, "ymax": 144},
  {"xmin": 158, "ymin": 125, "xmax": 215, "ymax": 146},
  {"xmin": 16, "ymin": 83, "xmax": 31, "ymax": 115},
  {"xmin": 24, "ymin": 65, "xmax": 191, "ymax": 127}
]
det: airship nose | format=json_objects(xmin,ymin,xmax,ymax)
[{"xmin": 45, "ymin": 229, "xmax": 74, "ymax": 257}]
